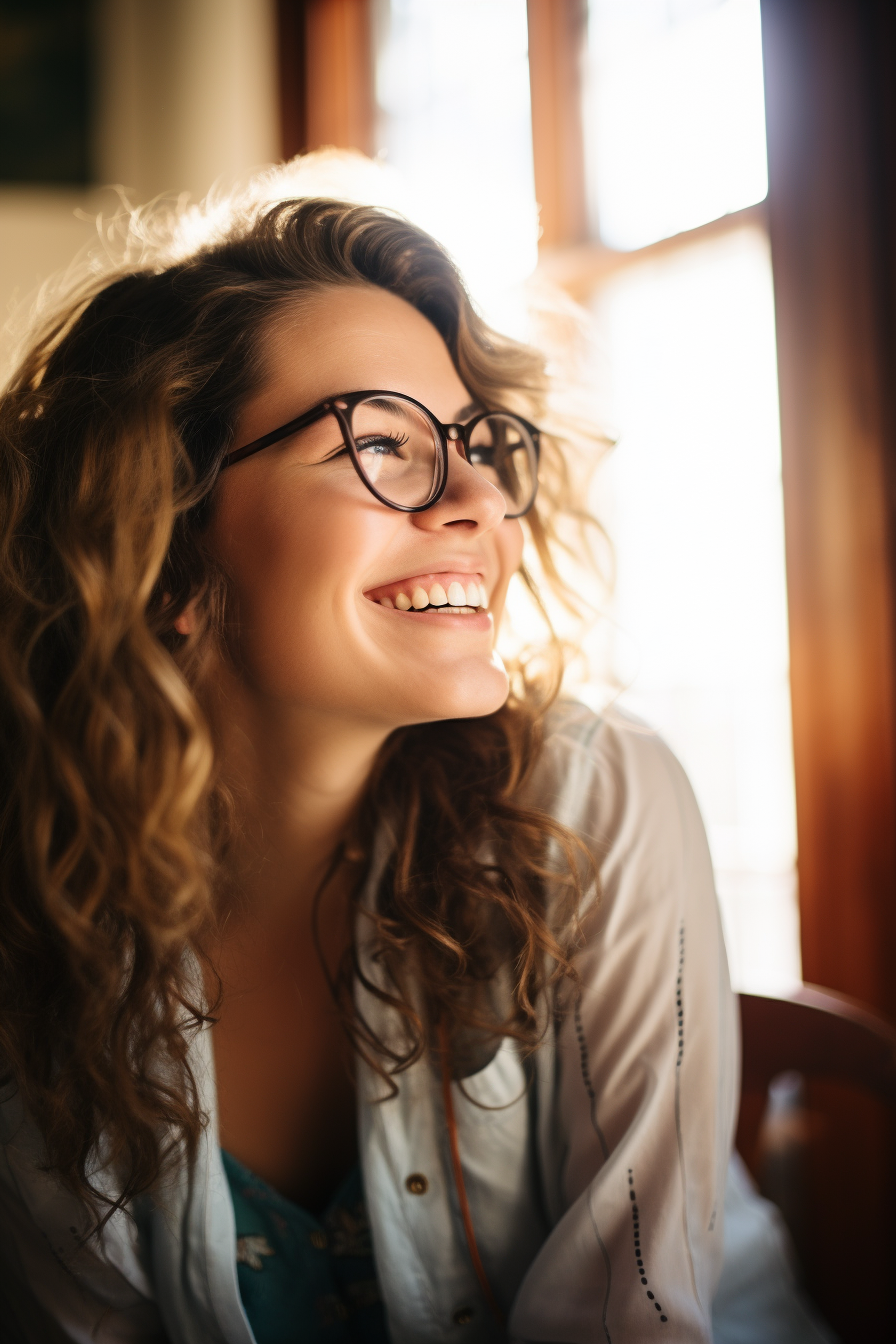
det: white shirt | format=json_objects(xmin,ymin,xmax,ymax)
[{"xmin": 0, "ymin": 702, "xmax": 829, "ymax": 1342}]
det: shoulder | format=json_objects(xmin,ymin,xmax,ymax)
[
  {"xmin": 532, "ymin": 699, "xmax": 700, "ymax": 851},
  {"xmin": 527, "ymin": 698, "xmax": 715, "ymax": 931}
]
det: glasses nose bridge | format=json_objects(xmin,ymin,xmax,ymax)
[{"xmin": 442, "ymin": 421, "xmax": 470, "ymax": 460}]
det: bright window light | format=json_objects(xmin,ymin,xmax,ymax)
[
  {"xmin": 587, "ymin": 0, "xmax": 769, "ymax": 250},
  {"xmin": 588, "ymin": 227, "xmax": 800, "ymax": 992},
  {"xmin": 373, "ymin": 0, "xmax": 538, "ymax": 326}
]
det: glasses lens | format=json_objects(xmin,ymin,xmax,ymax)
[
  {"xmin": 467, "ymin": 413, "xmax": 538, "ymax": 516},
  {"xmin": 349, "ymin": 395, "xmax": 443, "ymax": 508}
]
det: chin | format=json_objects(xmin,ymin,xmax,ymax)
[{"xmin": 397, "ymin": 655, "xmax": 510, "ymax": 725}]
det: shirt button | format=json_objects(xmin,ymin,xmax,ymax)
[
  {"xmin": 453, "ymin": 1306, "xmax": 474, "ymax": 1326},
  {"xmin": 405, "ymin": 1172, "xmax": 429, "ymax": 1195}
]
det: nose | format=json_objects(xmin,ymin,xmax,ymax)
[{"xmin": 413, "ymin": 440, "xmax": 506, "ymax": 533}]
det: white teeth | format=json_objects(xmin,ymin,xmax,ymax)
[{"xmin": 384, "ymin": 579, "xmax": 486, "ymax": 612}]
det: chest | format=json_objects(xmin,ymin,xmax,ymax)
[{"xmin": 211, "ymin": 910, "xmax": 357, "ymax": 1215}]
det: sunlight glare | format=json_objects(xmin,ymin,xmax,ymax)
[
  {"xmin": 373, "ymin": 0, "xmax": 539, "ymax": 330},
  {"xmin": 587, "ymin": 0, "xmax": 769, "ymax": 250},
  {"xmin": 587, "ymin": 227, "xmax": 801, "ymax": 992}
]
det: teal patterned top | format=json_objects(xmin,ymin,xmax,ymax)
[{"xmin": 222, "ymin": 1150, "xmax": 390, "ymax": 1344}]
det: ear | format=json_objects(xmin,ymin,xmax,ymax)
[{"xmin": 174, "ymin": 600, "xmax": 198, "ymax": 636}]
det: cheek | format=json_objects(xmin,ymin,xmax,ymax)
[
  {"xmin": 212, "ymin": 480, "xmax": 330, "ymax": 611},
  {"xmin": 208, "ymin": 478, "xmax": 395, "ymax": 689}
]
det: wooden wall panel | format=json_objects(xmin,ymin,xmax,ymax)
[{"xmin": 527, "ymin": 0, "xmax": 588, "ymax": 250}]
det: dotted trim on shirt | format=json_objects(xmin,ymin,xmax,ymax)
[
  {"xmin": 628, "ymin": 1169, "xmax": 668, "ymax": 1325},
  {"xmin": 573, "ymin": 994, "xmax": 613, "ymax": 1342},
  {"xmin": 574, "ymin": 997, "xmax": 609, "ymax": 1161}
]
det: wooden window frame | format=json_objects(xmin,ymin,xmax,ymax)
[{"xmin": 277, "ymin": 0, "xmax": 374, "ymax": 159}]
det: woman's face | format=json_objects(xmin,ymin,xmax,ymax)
[{"xmin": 207, "ymin": 284, "xmax": 524, "ymax": 730}]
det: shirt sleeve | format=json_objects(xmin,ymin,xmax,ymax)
[{"xmin": 510, "ymin": 706, "xmax": 739, "ymax": 1343}]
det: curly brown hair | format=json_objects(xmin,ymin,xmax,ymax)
[{"xmin": 0, "ymin": 187, "xmax": 599, "ymax": 1218}]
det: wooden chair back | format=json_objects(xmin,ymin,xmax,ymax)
[
  {"xmin": 736, "ymin": 984, "xmax": 896, "ymax": 1344},
  {"xmin": 739, "ymin": 983, "xmax": 896, "ymax": 1103}
]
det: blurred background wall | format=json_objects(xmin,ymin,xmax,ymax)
[
  {"xmin": 0, "ymin": 0, "xmax": 279, "ymax": 376},
  {"xmin": 2, "ymin": 1, "xmax": 895, "ymax": 1336}
]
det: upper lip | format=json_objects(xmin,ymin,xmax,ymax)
[{"xmin": 363, "ymin": 564, "xmax": 486, "ymax": 590}]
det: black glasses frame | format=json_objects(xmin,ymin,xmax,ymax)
[{"xmin": 222, "ymin": 388, "xmax": 541, "ymax": 517}]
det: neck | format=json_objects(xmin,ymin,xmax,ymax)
[{"xmin": 210, "ymin": 664, "xmax": 390, "ymax": 923}]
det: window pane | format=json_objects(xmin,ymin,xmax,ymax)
[
  {"xmin": 373, "ymin": 0, "xmax": 538, "ymax": 323},
  {"xmin": 588, "ymin": 227, "xmax": 800, "ymax": 991},
  {"xmin": 586, "ymin": 0, "xmax": 769, "ymax": 250}
]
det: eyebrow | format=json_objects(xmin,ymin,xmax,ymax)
[{"xmin": 454, "ymin": 400, "xmax": 481, "ymax": 423}]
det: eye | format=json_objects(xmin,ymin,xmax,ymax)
[{"xmin": 355, "ymin": 432, "xmax": 410, "ymax": 457}]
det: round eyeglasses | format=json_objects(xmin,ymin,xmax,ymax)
[{"xmin": 222, "ymin": 389, "xmax": 541, "ymax": 517}]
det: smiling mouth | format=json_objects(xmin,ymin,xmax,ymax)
[{"xmin": 365, "ymin": 575, "xmax": 488, "ymax": 616}]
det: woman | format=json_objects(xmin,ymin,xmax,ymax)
[{"xmin": 0, "ymin": 180, "xmax": 821, "ymax": 1344}]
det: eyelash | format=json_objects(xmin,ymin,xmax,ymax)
[{"xmin": 354, "ymin": 432, "xmax": 410, "ymax": 454}]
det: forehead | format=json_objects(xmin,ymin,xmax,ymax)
[{"xmin": 240, "ymin": 283, "xmax": 468, "ymax": 441}]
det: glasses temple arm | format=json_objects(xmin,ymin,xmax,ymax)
[{"xmin": 223, "ymin": 401, "xmax": 333, "ymax": 467}]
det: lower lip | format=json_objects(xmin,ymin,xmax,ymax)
[{"xmin": 367, "ymin": 603, "xmax": 492, "ymax": 632}]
